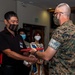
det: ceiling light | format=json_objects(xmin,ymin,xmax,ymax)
[{"xmin": 48, "ymin": 8, "xmax": 52, "ymax": 9}]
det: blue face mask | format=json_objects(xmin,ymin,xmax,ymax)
[{"xmin": 20, "ymin": 34, "xmax": 26, "ymax": 40}]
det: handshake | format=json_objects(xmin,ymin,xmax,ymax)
[
  {"xmin": 23, "ymin": 51, "xmax": 38, "ymax": 67},
  {"xmin": 22, "ymin": 48, "xmax": 44, "ymax": 67}
]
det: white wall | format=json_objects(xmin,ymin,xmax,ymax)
[
  {"xmin": 17, "ymin": 1, "xmax": 50, "ymax": 48},
  {"xmin": 17, "ymin": 1, "xmax": 50, "ymax": 27},
  {"xmin": 0, "ymin": 0, "xmax": 17, "ymax": 31},
  {"xmin": 0, "ymin": 0, "xmax": 75, "ymax": 48},
  {"xmin": 0, "ymin": 0, "xmax": 50, "ymax": 48}
]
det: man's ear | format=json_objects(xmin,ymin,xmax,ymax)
[{"xmin": 4, "ymin": 19, "xmax": 8, "ymax": 25}]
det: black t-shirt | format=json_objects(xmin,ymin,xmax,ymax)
[{"xmin": 0, "ymin": 28, "xmax": 26, "ymax": 66}]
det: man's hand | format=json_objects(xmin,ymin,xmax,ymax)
[
  {"xmin": 28, "ymin": 55, "xmax": 38, "ymax": 63},
  {"xmin": 23, "ymin": 52, "xmax": 30, "ymax": 56},
  {"xmin": 29, "ymin": 48, "xmax": 37, "ymax": 54}
]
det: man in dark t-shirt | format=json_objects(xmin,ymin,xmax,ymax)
[{"xmin": 0, "ymin": 11, "xmax": 37, "ymax": 75}]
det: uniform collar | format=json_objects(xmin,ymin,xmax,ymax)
[{"xmin": 62, "ymin": 20, "xmax": 73, "ymax": 26}]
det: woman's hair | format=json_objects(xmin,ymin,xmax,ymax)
[
  {"xmin": 33, "ymin": 30, "xmax": 42, "ymax": 42},
  {"xmin": 18, "ymin": 28, "xmax": 25, "ymax": 34},
  {"xmin": 33, "ymin": 30, "xmax": 41, "ymax": 37}
]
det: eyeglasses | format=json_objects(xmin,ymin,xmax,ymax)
[{"xmin": 53, "ymin": 12, "xmax": 64, "ymax": 16}]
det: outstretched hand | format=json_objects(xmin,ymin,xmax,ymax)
[
  {"xmin": 28, "ymin": 54, "xmax": 38, "ymax": 63},
  {"xmin": 29, "ymin": 48, "xmax": 37, "ymax": 54}
]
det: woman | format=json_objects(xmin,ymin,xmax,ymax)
[
  {"xmin": 18, "ymin": 28, "xmax": 30, "ymax": 48},
  {"xmin": 30, "ymin": 31, "xmax": 45, "ymax": 75},
  {"xmin": 18, "ymin": 28, "xmax": 31, "ymax": 75}
]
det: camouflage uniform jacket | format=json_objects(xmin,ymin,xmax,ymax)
[{"xmin": 49, "ymin": 20, "xmax": 75, "ymax": 75}]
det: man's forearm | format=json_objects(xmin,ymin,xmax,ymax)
[
  {"xmin": 3, "ymin": 49, "xmax": 37, "ymax": 62},
  {"xmin": 35, "ymin": 51, "xmax": 48, "ymax": 61}
]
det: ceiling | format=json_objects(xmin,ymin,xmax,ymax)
[{"xmin": 17, "ymin": 0, "xmax": 75, "ymax": 10}]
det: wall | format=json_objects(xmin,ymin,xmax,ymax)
[
  {"xmin": 0, "ymin": 1, "xmax": 75, "ymax": 48},
  {"xmin": 71, "ymin": 13, "xmax": 75, "ymax": 24},
  {"xmin": 0, "ymin": 0, "xmax": 50, "ymax": 48},
  {"xmin": 0, "ymin": 0, "xmax": 17, "ymax": 31},
  {"xmin": 17, "ymin": 1, "xmax": 50, "ymax": 27},
  {"xmin": 17, "ymin": 1, "xmax": 50, "ymax": 48}
]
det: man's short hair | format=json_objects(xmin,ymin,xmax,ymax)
[
  {"xmin": 4, "ymin": 11, "xmax": 18, "ymax": 20},
  {"xmin": 56, "ymin": 3, "xmax": 71, "ymax": 17}
]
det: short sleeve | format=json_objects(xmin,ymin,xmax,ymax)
[
  {"xmin": 51, "ymin": 28, "xmax": 64, "ymax": 43},
  {"xmin": 0, "ymin": 35, "xmax": 9, "ymax": 52},
  {"xmin": 48, "ymin": 28, "xmax": 64, "ymax": 50},
  {"xmin": 48, "ymin": 38, "xmax": 61, "ymax": 50}
]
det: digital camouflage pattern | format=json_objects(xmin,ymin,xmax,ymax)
[{"xmin": 49, "ymin": 20, "xmax": 75, "ymax": 75}]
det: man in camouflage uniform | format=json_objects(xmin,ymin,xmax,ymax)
[{"xmin": 30, "ymin": 3, "xmax": 75, "ymax": 75}]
